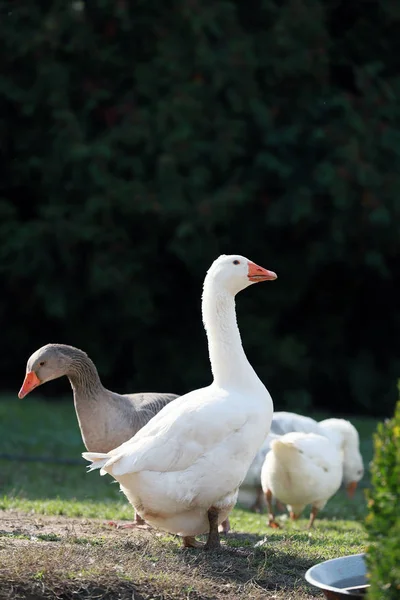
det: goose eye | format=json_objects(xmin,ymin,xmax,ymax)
[
  {"xmin": 39, "ymin": 361, "xmax": 45, "ymax": 367},
  {"xmin": 233, "ymin": 260, "xmax": 240, "ymax": 265}
]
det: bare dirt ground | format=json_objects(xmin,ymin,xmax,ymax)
[{"xmin": 0, "ymin": 511, "xmax": 318, "ymax": 600}]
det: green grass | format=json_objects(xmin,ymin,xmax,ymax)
[
  {"xmin": 0, "ymin": 396, "xmax": 377, "ymax": 520},
  {"xmin": 0, "ymin": 394, "xmax": 380, "ymax": 599}
]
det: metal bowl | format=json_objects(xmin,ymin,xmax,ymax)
[{"xmin": 305, "ymin": 553, "xmax": 368, "ymax": 599}]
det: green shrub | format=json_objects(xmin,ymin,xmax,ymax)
[{"xmin": 366, "ymin": 388, "xmax": 400, "ymax": 599}]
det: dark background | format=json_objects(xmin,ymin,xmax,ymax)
[{"xmin": 1, "ymin": 0, "xmax": 399, "ymax": 416}]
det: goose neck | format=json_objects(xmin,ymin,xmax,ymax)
[
  {"xmin": 66, "ymin": 352, "xmax": 104, "ymax": 398},
  {"xmin": 202, "ymin": 283, "xmax": 257, "ymax": 389}
]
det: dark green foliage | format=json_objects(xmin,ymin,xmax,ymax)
[
  {"xmin": 0, "ymin": 1, "xmax": 399, "ymax": 412},
  {"xmin": 365, "ymin": 389, "xmax": 400, "ymax": 598}
]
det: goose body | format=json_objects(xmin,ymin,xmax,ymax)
[
  {"xmin": 83, "ymin": 254, "xmax": 277, "ymax": 548},
  {"xmin": 261, "ymin": 431, "xmax": 343, "ymax": 527}
]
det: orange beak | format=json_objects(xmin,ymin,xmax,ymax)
[
  {"xmin": 18, "ymin": 371, "xmax": 41, "ymax": 399},
  {"xmin": 346, "ymin": 481, "xmax": 358, "ymax": 499},
  {"xmin": 247, "ymin": 261, "xmax": 277, "ymax": 282}
]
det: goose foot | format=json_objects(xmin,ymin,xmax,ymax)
[
  {"xmin": 205, "ymin": 507, "xmax": 221, "ymax": 551},
  {"xmin": 268, "ymin": 518, "xmax": 280, "ymax": 529},
  {"xmin": 115, "ymin": 522, "xmax": 151, "ymax": 530},
  {"xmin": 107, "ymin": 515, "xmax": 151, "ymax": 530},
  {"xmin": 107, "ymin": 521, "xmax": 133, "ymax": 529},
  {"xmin": 182, "ymin": 536, "xmax": 204, "ymax": 548},
  {"xmin": 219, "ymin": 518, "xmax": 230, "ymax": 534}
]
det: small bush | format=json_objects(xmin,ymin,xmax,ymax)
[{"xmin": 366, "ymin": 387, "xmax": 400, "ymax": 599}]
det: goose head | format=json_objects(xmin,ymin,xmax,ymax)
[
  {"xmin": 205, "ymin": 254, "xmax": 277, "ymax": 296},
  {"xmin": 343, "ymin": 453, "xmax": 364, "ymax": 496},
  {"xmin": 319, "ymin": 418, "xmax": 364, "ymax": 497},
  {"xmin": 18, "ymin": 344, "xmax": 81, "ymax": 398}
]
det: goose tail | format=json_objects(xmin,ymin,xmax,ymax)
[
  {"xmin": 270, "ymin": 438, "xmax": 298, "ymax": 458},
  {"xmin": 82, "ymin": 452, "xmax": 110, "ymax": 476}
]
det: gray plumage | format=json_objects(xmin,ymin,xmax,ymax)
[{"xmin": 24, "ymin": 343, "xmax": 179, "ymax": 453}]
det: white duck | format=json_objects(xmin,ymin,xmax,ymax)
[
  {"xmin": 241, "ymin": 411, "xmax": 364, "ymax": 512},
  {"xmin": 82, "ymin": 254, "xmax": 277, "ymax": 550},
  {"xmin": 261, "ymin": 431, "xmax": 343, "ymax": 528}
]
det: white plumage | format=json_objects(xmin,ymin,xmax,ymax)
[
  {"xmin": 83, "ymin": 254, "xmax": 277, "ymax": 549},
  {"xmin": 261, "ymin": 431, "xmax": 343, "ymax": 528}
]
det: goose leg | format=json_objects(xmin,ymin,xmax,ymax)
[
  {"xmin": 219, "ymin": 517, "xmax": 230, "ymax": 534},
  {"xmin": 250, "ymin": 487, "xmax": 265, "ymax": 513},
  {"xmin": 182, "ymin": 536, "xmax": 204, "ymax": 548},
  {"xmin": 205, "ymin": 506, "xmax": 221, "ymax": 551},
  {"xmin": 265, "ymin": 489, "xmax": 280, "ymax": 529},
  {"xmin": 307, "ymin": 506, "xmax": 318, "ymax": 529},
  {"xmin": 134, "ymin": 513, "xmax": 146, "ymax": 525}
]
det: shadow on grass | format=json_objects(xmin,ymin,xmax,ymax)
[{"xmin": 160, "ymin": 532, "xmax": 317, "ymax": 593}]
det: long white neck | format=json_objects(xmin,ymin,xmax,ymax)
[{"xmin": 202, "ymin": 279, "xmax": 260, "ymax": 390}]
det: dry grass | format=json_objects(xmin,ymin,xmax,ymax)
[{"xmin": 0, "ymin": 512, "xmax": 325, "ymax": 600}]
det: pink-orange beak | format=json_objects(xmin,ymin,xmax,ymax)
[
  {"xmin": 18, "ymin": 371, "xmax": 41, "ymax": 399},
  {"xmin": 247, "ymin": 261, "xmax": 277, "ymax": 282},
  {"xmin": 346, "ymin": 481, "xmax": 358, "ymax": 499}
]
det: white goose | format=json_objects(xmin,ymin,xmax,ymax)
[
  {"xmin": 261, "ymin": 431, "xmax": 343, "ymax": 528},
  {"xmin": 82, "ymin": 254, "xmax": 277, "ymax": 549},
  {"xmin": 241, "ymin": 412, "xmax": 364, "ymax": 512}
]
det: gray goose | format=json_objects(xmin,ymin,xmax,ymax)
[{"xmin": 18, "ymin": 343, "xmax": 179, "ymax": 528}]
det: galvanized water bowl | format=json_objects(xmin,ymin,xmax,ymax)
[{"xmin": 305, "ymin": 553, "xmax": 368, "ymax": 599}]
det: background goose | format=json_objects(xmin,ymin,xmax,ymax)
[
  {"xmin": 83, "ymin": 254, "xmax": 277, "ymax": 550},
  {"xmin": 18, "ymin": 343, "xmax": 178, "ymax": 527},
  {"xmin": 261, "ymin": 431, "xmax": 343, "ymax": 528},
  {"xmin": 239, "ymin": 411, "xmax": 364, "ymax": 512}
]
